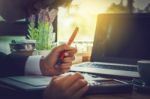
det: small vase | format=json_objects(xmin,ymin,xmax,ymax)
[
  {"xmin": 33, "ymin": 50, "xmax": 50, "ymax": 56},
  {"xmin": 38, "ymin": 50, "xmax": 50, "ymax": 56}
]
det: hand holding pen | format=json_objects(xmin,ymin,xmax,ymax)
[{"xmin": 40, "ymin": 27, "xmax": 78, "ymax": 76}]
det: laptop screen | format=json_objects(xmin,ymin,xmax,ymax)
[{"xmin": 91, "ymin": 13, "xmax": 150, "ymax": 64}]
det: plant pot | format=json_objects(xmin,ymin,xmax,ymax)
[{"xmin": 37, "ymin": 50, "xmax": 50, "ymax": 56}]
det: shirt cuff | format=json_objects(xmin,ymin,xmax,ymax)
[{"xmin": 25, "ymin": 55, "xmax": 42, "ymax": 75}]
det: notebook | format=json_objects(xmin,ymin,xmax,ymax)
[
  {"xmin": 0, "ymin": 76, "xmax": 52, "ymax": 91},
  {"xmin": 71, "ymin": 13, "xmax": 150, "ymax": 78}
]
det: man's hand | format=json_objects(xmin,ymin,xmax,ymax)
[
  {"xmin": 43, "ymin": 72, "xmax": 88, "ymax": 99},
  {"xmin": 40, "ymin": 44, "xmax": 77, "ymax": 76}
]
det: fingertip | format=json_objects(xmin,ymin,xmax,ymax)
[
  {"xmin": 70, "ymin": 47, "xmax": 78, "ymax": 55},
  {"xmin": 64, "ymin": 52, "xmax": 69, "ymax": 56},
  {"xmin": 74, "ymin": 84, "xmax": 89, "ymax": 97},
  {"xmin": 74, "ymin": 72, "xmax": 84, "ymax": 79}
]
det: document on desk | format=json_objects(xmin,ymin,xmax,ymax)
[
  {"xmin": 8, "ymin": 76, "xmax": 52, "ymax": 86},
  {"xmin": 0, "ymin": 76, "xmax": 52, "ymax": 91}
]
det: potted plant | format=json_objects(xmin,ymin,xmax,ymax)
[{"xmin": 28, "ymin": 10, "xmax": 56, "ymax": 56}]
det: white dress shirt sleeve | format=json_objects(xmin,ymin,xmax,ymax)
[{"xmin": 25, "ymin": 55, "xmax": 42, "ymax": 75}]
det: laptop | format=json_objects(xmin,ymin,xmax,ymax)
[{"xmin": 71, "ymin": 13, "xmax": 150, "ymax": 78}]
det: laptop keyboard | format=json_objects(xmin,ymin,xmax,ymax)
[{"xmin": 76, "ymin": 62, "xmax": 137, "ymax": 72}]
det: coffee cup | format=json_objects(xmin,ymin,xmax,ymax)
[
  {"xmin": 10, "ymin": 40, "xmax": 36, "ymax": 56},
  {"xmin": 137, "ymin": 60, "xmax": 150, "ymax": 86}
]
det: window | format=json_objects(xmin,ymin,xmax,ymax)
[{"xmin": 57, "ymin": 0, "xmax": 150, "ymax": 43}]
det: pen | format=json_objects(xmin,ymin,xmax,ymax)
[{"xmin": 59, "ymin": 27, "xmax": 79, "ymax": 60}]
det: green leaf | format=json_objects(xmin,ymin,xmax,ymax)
[{"xmin": 28, "ymin": 21, "xmax": 55, "ymax": 50}]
